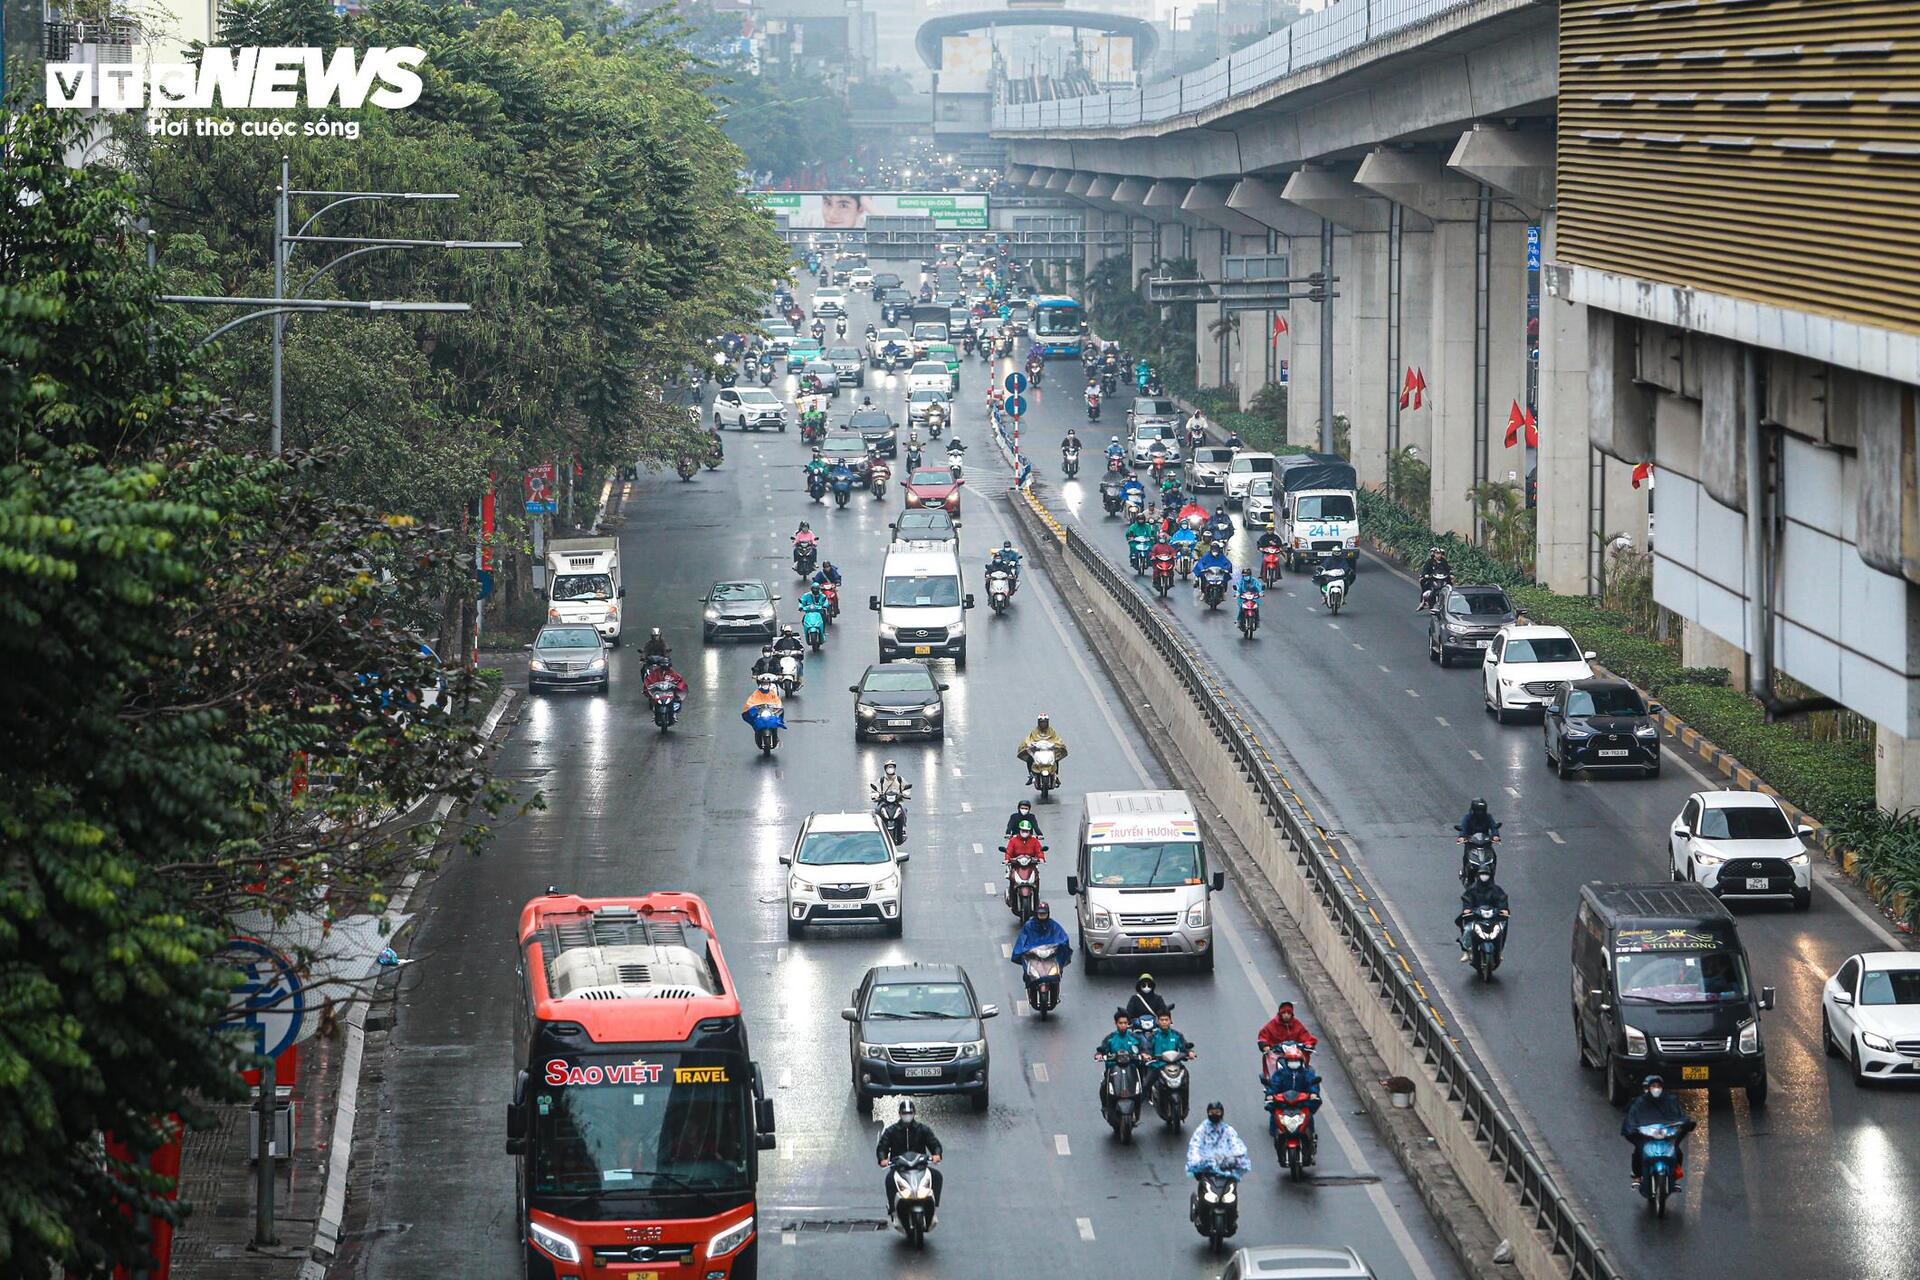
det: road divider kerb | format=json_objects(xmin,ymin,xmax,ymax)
[{"xmin": 1008, "ymin": 486, "xmax": 1615, "ymax": 1280}]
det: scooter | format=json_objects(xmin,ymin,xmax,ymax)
[
  {"xmin": 831, "ymin": 471, "xmax": 854, "ymax": 509},
  {"xmin": 801, "ymin": 603, "xmax": 827, "ymax": 652},
  {"xmin": 1020, "ymin": 943, "xmax": 1063, "ymax": 1017},
  {"xmin": 1465, "ymin": 904, "xmax": 1508, "ymax": 982},
  {"xmin": 1086, "ymin": 392, "xmax": 1101, "ymax": 422},
  {"xmin": 1148, "ymin": 1047, "xmax": 1194, "ymax": 1128},
  {"xmin": 806, "ymin": 471, "xmax": 828, "ymax": 504},
  {"xmin": 675, "ymin": 455, "xmax": 698, "ymax": 481},
  {"xmin": 746, "ymin": 702, "xmax": 783, "ymax": 755},
  {"xmin": 874, "ymin": 787, "xmax": 907, "ymax": 845},
  {"xmin": 1260, "ymin": 546, "xmax": 1283, "ymax": 588},
  {"xmin": 869, "ymin": 459, "xmax": 891, "ymax": 500},
  {"xmin": 945, "ymin": 446, "xmax": 964, "ymax": 482},
  {"xmin": 1097, "ymin": 1051, "xmax": 1146, "ymax": 1144},
  {"xmin": 1419, "ymin": 569, "xmax": 1453, "ymax": 612},
  {"xmin": 646, "ymin": 683, "xmax": 682, "ymax": 730},
  {"xmin": 888, "ymin": 1152, "xmax": 938, "ymax": 1248},
  {"xmin": 1099, "ymin": 478, "xmax": 1125, "ymax": 517},
  {"xmin": 1199, "ymin": 564, "xmax": 1232, "ymax": 610},
  {"xmin": 1026, "ymin": 743, "xmax": 1061, "ymax": 798},
  {"xmin": 820, "ymin": 580, "xmax": 840, "ymax": 621},
  {"xmin": 1128, "ymin": 532, "xmax": 1153, "ymax": 575},
  {"xmin": 1267, "ymin": 1091, "xmax": 1318, "ymax": 1182},
  {"xmin": 775, "ymin": 651, "xmax": 804, "ymax": 695},
  {"xmin": 1634, "ymin": 1120, "xmax": 1695, "ymax": 1218},
  {"xmin": 704, "ymin": 440, "xmax": 723, "ymax": 471},
  {"xmin": 793, "ymin": 539, "xmax": 819, "ymax": 576},
  {"xmin": 1151, "ymin": 546, "xmax": 1177, "ymax": 598},
  {"xmin": 986, "ymin": 566, "xmax": 1014, "ymax": 614},
  {"xmin": 1002, "ymin": 844, "xmax": 1044, "ymax": 920},
  {"xmin": 1317, "ymin": 562, "xmax": 1351, "ymax": 615},
  {"xmin": 1190, "ymin": 1170, "xmax": 1241, "ymax": 1254},
  {"xmin": 926, "ymin": 411, "xmax": 945, "ymax": 440},
  {"xmin": 1458, "ymin": 831, "xmax": 1499, "ymax": 886},
  {"xmin": 1238, "ymin": 589, "xmax": 1261, "ymax": 639},
  {"xmin": 1062, "ymin": 446, "xmax": 1081, "ymax": 479}
]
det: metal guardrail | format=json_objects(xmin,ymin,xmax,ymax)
[
  {"xmin": 1054, "ymin": 523, "xmax": 1620, "ymax": 1280},
  {"xmin": 992, "ymin": 0, "xmax": 1484, "ymax": 133}
]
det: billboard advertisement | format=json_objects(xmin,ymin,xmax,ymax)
[
  {"xmin": 754, "ymin": 192, "xmax": 990, "ymax": 230},
  {"xmin": 939, "ymin": 33, "xmax": 994, "ymax": 94}
]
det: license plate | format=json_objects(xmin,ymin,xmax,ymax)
[
  {"xmin": 826, "ymin": 902, "xmax": 862, "ymax": 911},
  {"xmin": 903, "ymin": 1066, "xmax": 942, "ymax": 1078},
  {"xmin": 913, "ymin": 645, "xmax": 931, "ymax": 655},
  {"xmin": 630, "ymin": 1273, "xmax": 659, "ymax": 1280},
  {"xmin": 1598, "ymin": 749, "xmax": 1629, "ymax": 758},
  {"xmin": 1681, "ymin": 1066, "xmax": 1709, "ymax": 1082},
  {"xmin": 888, "ymin": 719, "xmax": 915, "ymax": 728},
  {"xmin": 1746, "ymin": 877, "xmax": 1770, "ymax": 890},
  {"xmin": 1473, "ymin": 639, "xmax": 1489, "ymax": 648},
  {"xmin": 1134, "ymin": 937, "xmax": 1164, "ymax": 950}
]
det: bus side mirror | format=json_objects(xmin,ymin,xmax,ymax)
[
  {"xmin": 756, "ymin": 1097, "xmax": 777, "ymax": 1138},
  {"xmin": 964, "ymin": 594, "xmax": 976, "ymax": 609},
  {"xmin": 505, "ymin": 1069, "xmax": 529, "ymax": 1153},
  {"xmin": 869, "ymin": 596, "xmax": 881, "ymax": 611},
  {"xmin": 1066, "ymin": 875, "xmax": 1081, "ymax": 896},
  {"xmin": 1211, "ymin": 872, "xmax": 1226, "ymax": 892}
]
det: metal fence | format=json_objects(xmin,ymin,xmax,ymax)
[
  {"xmin": 993, "ymin": 0, "xmax": 1488, "ymax": 133},
  {"xmin": 1055, "ymin": 523, "xmax": 1620, "ymax": 1280}
]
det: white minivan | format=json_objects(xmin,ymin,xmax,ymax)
[
  {"xmin": 871, "ymin": 544, "xmax": 974, "ymax": 668},
  {"xmin": 1068, "ymin": 791, "xmax": 1224, "ymax": 973}
]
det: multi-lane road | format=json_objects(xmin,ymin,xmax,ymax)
[{"xmin": 340, "ymin": 273, "xmax": 1462, "ymax": 1278}]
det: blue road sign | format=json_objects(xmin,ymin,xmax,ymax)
[
  {"xmin": 1526, "ymin": 225, "xmax": 1541, "ymax": 271},
  {"xmin": 1005, "ymin": 395, "xmax": 1028, "ymax": 418},
  {"xmin": 221, "ymin": 937, "xmax": 306, "ymax": 1059},
  {"xmin": 476, "ymin": 568, "xmax": 495, "ymax": 601},
  {"xmin": 1004, "ymin": 371, "xmax": 1028, "ymax": 394}
]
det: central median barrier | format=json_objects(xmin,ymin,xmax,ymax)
[{"xmin": 1008, "ymin": 487, "xmax": 1617, "ymax": 1280}]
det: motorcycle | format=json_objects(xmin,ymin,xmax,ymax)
[
  {"xmin": 801, "ymin": 602, "xmax": 827, "ymax": 651},
  {"xmin": 1257, "ymin": 1038, "xmax": 1314, "ymax": 1083},
  {"xmin": 888, "ymin": 1152, "xmax": 938, "ymax": 1248},
  {"xmin": 835, "ymin": 317, "xmax": 848, "ymax": 339},
  {"xmin": 1099, "ymin": 478, "xmax": 1125, "ymax": 517},
  {"xmin": 1026, "ymin": 743, "xmax": 1061, "ymax": 797},
  {"xmin": 1098, "ymin": 1051, "xmax": 1146, "ymax": 1144},
  {"xmin": 1100, "ymin": 369, "xmax": 1119, "ymax": 396},
  {"xmin": 874, "ymin": 786, "xmax": 907, "ymax": 845},
  {"xmin": 1002, "ymin": 845, "xmax": 1043, "ymax": 920},
  {"xmin": 1128, "ymin": 532, "xmax": 1153, "ymax": 575},
  {"xmin": 1318, "ymin": 562, "xmax": 1351, "ymax": 615},
  {"xmin": 905, "ymin": 444, "xmax": 924, "ymax": 472},
  {"xmin": 746, "ymin": 702, "xmax": 783, "ymax": 754},
  {"xmin": 1062, "ymin": 446, "xmax": 1081, "ymax": 479},
  {"xmin": 1190, "ymin": 1170, "xmax": 1241, "ymax": 1254},
  {"xmin": 1237, "ymin": 589, "xmax": 1261, "ymax": 639},
  {"xmin": 1419, "ymin": 569, "xmax": 1453, "ymax": 612},
  {"xmin": 1148, "ymin": 1047, "xmax": 1194, "ymax": 1128},
  {"xmin": 1466, "ymin": 903, "xmax": 1508, "ymax": 982},
  {"xmin": 704, "ymin": 440, "xmax": 723, "ymax": 471},
  {"xmin": 1025, "ymin": 358, "xmax": 1044, "ymax": 388},
  {"xmin": 646, "ymin": 683, "xmax": 682, "ymax": 730},
  {"xmin": 945, "ymin": 446, "xmax": 964, "ymax": 481},
  {"xmin": 675, "ymin": 455, "xmax": 698, "ymax": 481},
  {"xmin": 757, "ymin": 362, "xmax": 774, "ymax": 387},
  {"xmin": 1150, "ymin": 546, "xmax": 1177, "ymax": 597},
  {"xmin": 1123, "ymin": 493, "xmax": 1144, "ymax": 524},
  {"xmin": 775, "ymin": 650, "xmax": 805, "ymax": 695},
  {"xmin": 1085, "ymin": 392, "xmax": 1101, "ymax": 422},
  {"xmin": 806, "ymin": 470, "xmax": 828, "ymax": 504},
  {"xmin": 1267, "ymin": 1091, "xmax": 1318, "ymax": 1182},
  {"xmin": 1260, "ymin": 546, "xmax": 1283, "ymax": 588},
  {"xmin": 801, "ymin": 415, "xmax": 825, "ymax": 445},
  {"xmin": 1105, "ymin": 452, "xmax": 1127, "ymax": 476},
  {"xmin": 1199, "ymin": 565, "xmax": 1231, "ymax": 610},
  {"xmin": 1147, "ymin": 447, "xmax": 1169, "ymax": 484},
  {"xmin": 1458, "ymin": 831, "xmax": 1499, "ymax": 886},
  {"xmin": 831, "ymin": 471, "xmax": 854, "ymax": 509},
  {"xmin": 793, "ymin": 539, "xmax": 819, "ymax": 576},
  {"xmin": 818, "ymin": 579, "xmax": 840, "ymax": 622},
  {"xmin": 1020, "ymin": 942, "xmax": 1063, "ymax": 1017},
  {"xmin": 986, "ymin": 566, "xmax": 1014, "ymax": 614},
  {"xmin": 869, "ymin": 459, "xmax": 891, "ymax": 500},
  {"xmin": 926, "ymin": 410, "xmax": 945, "ymax": 440},
  {"xmin": 1634, "ymin": 1121, "xmax": 1695, "ymax": 1218}
]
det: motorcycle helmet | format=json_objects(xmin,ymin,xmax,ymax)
[
  {"xmin": 781, "ymin": 624, "xmax": 797, "ymax": 636},
  {"xmin": 1205, "ymin": 1101, "xmax": 1225, "ymax": 1123},
  {"xmin": 1134, "ymin": 973, "xmax": 1156, "ymax": 996},
  {"xmin": 1034, "ymin": 901, "xmax": 1050, "ymax": 919},
  {"xmin": 1470, "ymin": 797, "xmax": 1489, "ymax": 815},
  {"xmin": 760, "ymin": 645, "xmax": 773, "ymax": 656},
  {"xmin": 1642, "ymin": 1075, "xmax": 1664, "ymax": 1094},
  {"xmin": 1281, "ymin": 1043, "xmax": 1306, "ymax": 1067},
  {"xmin": 1109, "ymin": 435, "xmax": 1119, "ymax": 445},
  {"xmin": 899, "ymin": 1099, "xmax": 916, "ymax": 1119},
  {"xmin": 1035, "ymin": 714, "xmax": 1051, "ymax": 730}
]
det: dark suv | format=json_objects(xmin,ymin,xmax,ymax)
[
  {"xmin": 843, "ymin": 963, "xmax": 995, "ymax": 1111},
  {"xmin": 1544, "ymin": 677, "xmax": 1662, "ymax": 778},
  {"xmin": 1428, "ymin": 585, "xmax": 1517, "ymax": 666}
]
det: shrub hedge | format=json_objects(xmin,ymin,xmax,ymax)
[
  {"xmin": 1824, "ymin": 808, "xmax": 1920, "ymax": 928},
  {"xmin": 1358, "ymin": 488, "xmax": 1878, "ymax": 829}
]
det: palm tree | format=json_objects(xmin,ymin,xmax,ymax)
[{"xmin": 1468, "ymin": 481, "xmax": 1534, "ymax": 574}]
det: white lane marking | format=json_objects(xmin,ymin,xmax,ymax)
[
  {"xmin": 782, "ymin": 1228, "xmax": 798, "ymax": 1244},
  {"xmin": 1405, "ymin": 688, "xmax": 1421, "ymax": 699},
  {"xmin": 1032, "ymin": 1062, "xmax": 1050, "ymax": 1083},
  {"xmin": 781, "ymin": 1143, "xmax": 793, "ymax": 1162},
  {"xmin": 1285, "ymin": 590, "xmax": 1298, "ymax": 597},
  {"xmin": 1836, "ymin": 1160, "xmax": 1863, "ymax": 1193},
  {"xmin": 1055, "ymin": 1133, "xmax": 1071, "ymax": 1156},
  {"xmin": 1547, "ymin": 830, "xmax": 1566, "ymax": 845},
  {"xmin": 1076, "ymin": 1218, "xmax": 1095, "ymax": 1241},
  {"xmin": 1217, "ymin": 910, "xmax": 1439, "ymax": 1280},
  {"xmin": 778, "ymin": 1069, "xmax": 792, "ymax": 1089},
  {"xmin": 984, "ymin": 882, "xmax": 996, "ymax": 895},
  {"xmin": 952, "ymin": 765, "xmax": 963, "ymax": 777},
  {"xmin": 776, "ymin": 948, "xmax": 788, "ymax": 963},
  {"xmin": 1468, "ymin": 749, "xmax": 1485, "ymax": 761},
  {"xmin": 1352, "ymin": 643, "xmax": 1364, "ymax": 651},
  {"xmin": 972, "ymin": 842, "xmax": 984, "ymax": 855},
  {"xmin": 1434, "ymin": 716, "xmax": 1450, "ymax": 728},
  {"xmin": 1327, "ymin": 621, "xmax": 1342, "ymax": 630},
  {"xmin": 961, "ymin": 801, "xmax": 973, "ymax": 813},
  {"xmin": 1378, "ymin": 664, "xmax": 1391, "ymax": 674},
  {"xmin": 1505, "ymin": 785, "xmax": 1520, "ymax": 798},
  {"xmin": 1001, "ymin": 942, "xmax": 1013, "ymax": 959},
  {"xmin": 1014, "ymin": 1000, "xmax": 1033, "ymax": 1017}
]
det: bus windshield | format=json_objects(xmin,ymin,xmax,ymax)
[
  {"xmin": 882, "ymin": 575, "xmax": 961, "ymax": 607},
  {"xmin": 1086, "ymin": 840, "xmax": 1205, "ymax": 888},
  {"xmin": 531, "ymin": 1051, "xmax": 751, "ymax": 1197},
  {"xmin": 1032, "ymin": 302, "xmax": 1086, "ymax": 338}
]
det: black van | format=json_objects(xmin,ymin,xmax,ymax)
[{"xmin": 1571, "ymin": 883, "xmax": 1774, "ymax": 1106}]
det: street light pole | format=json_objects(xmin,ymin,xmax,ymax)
[{"xmin": 271, "ymin": 158, "xmax": 288, "ymax": 454}]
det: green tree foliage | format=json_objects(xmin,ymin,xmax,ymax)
[
  {"xmin": 712, "ymin": 66, "xmax": 852, "ymax": 183},
  {"xmin": 1, "ymin": 103, "xmax": 513, "ymax": 1273}
]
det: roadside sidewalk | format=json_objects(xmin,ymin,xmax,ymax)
[{"xmin": 170, "ymin": 687, "xmax": 518, "ymax": 1280}]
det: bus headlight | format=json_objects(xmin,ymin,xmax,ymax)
[
  {"xmin": 527, "ymin": 1219, "xmax": 580, "ymax": 1263},
  {"xmin": 706, "ymin": 1215, "xmax": 755, "ymax": 1259},
  {"xmin": 1623, "ymin": 1024, "xmax": 1648, "ymax": 1058}
]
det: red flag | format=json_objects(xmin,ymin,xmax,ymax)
[
  {"xmin": 1505, "ymin": 401, "xmax": 1523, "ymax": 448},
  {"xmin": 1272, "ymin": 314, "xmax": 1288, "ymax": 337},
  {"xmin": 1398, "ymin": 367, "xmax": 1413, "ymax": 410},
  {"xmin": 1631, "ymin": 461, "xmax": 1653, "ymax": 488},
  {"xmin": 1411, "ymin": 367, "xmax": 1427, "ymax": 410},
  {"xmin": 1523, "ymin": 407, "xmax": 1539, "ymax": 449}
]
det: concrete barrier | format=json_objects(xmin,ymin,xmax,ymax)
[{"xmin": 1011, "ymin": 500, "xmax": 1617, "ymax": 1280}]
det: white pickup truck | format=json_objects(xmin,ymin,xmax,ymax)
[
  {"xmin": 546, "ymin": 536, "xmax": 624, "ymax": 643},
  {"xmin": 1276, "ymin": 454, "xmax": 1360, "ymax": 571}
]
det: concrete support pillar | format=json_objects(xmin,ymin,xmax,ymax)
[
  {"xmin": 1876, "ymin": 726, "xmax": 1920, "ymax": 815},
  {"xmin": 1683, "ymin": 619, "xmax": 1749, "ymax": 692},
  {"xmin": 1342, "ymin": 230, "xmax": 1390, "ymax": 486},
  {"xmin": 1193, "ymin": 227, "xmax": 1227, "ymax": 388},
  {"xmin": 1396, "ymin": 224, "xmax": 1435, "ymax": 472},
  {"xmin": 1536, "ymin": 210, "xmax": 1594, "ymax": 593},
  {"xmin": 1287, "ymin": 226, "xmax": 1328, "ymax": 449},
  {"xmin": 1486, "ymin": 218, "xmax": 1530, "ymax": 497},
  {"xmin": 1426, "ymin": 218, "xmax": 1479, "ymax": 536}
]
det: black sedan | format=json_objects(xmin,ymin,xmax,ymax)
[
  {"xmin": 700, "ymin": 579, "xmax": 780, "ymax": 643},
  {"xmin": 1543, "ymin": 677, "xmax": 1663, "ymax": 778},
  {"xmin": 843, "ymin": 962, "xmax": 995, "ymax": 1110},
  {"xmin": 1429, "ymin": 585, "xmax": 1518, "ymax": 666},
  {"xmin": 851, "ymin": 662, "xmax": 949, "ymax": 740},
  {"xmin": 846, "ymin": 406, "xmax": 898, "ymax": 458}
]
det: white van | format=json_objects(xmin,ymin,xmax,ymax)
[
  {"xmin": 545, "ymin": 536, "xmax": 623, "ymax": 643},
  {"xmin": 1226, "ymin": 451, "xmax": 1278, "ymax": 506},
  {"xmin": 1067, "ymin": 791, "xmax": 1223, "ymax": 973},
  {"xmin": 870, "ymin": 544, "xmax": 974, "ymax": 668}
]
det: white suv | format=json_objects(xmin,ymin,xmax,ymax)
[
  {"xmin": 1225, "ymin": 451, "xmax": 1278, "ymax": 505},
  {"xmin": 907, "ymin": 361, "xmax": 953, "ymax": 395},
  {"xmin": 812, "ymin": 287, "xmax": 849, "ymax": 318},
  {"xmin": 1481, "ymin": 624, "xmax": 1594, "ymax": 722},
  {"xmin": 783, "ymin": 812, "xmax": 906, "ymax": 938},
  {"xmin": 1670, "ymin": 791, "xmax": 1813, "ymax": 910}
]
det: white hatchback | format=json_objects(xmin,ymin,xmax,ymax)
[
  {"xmin": 1482, "ymin": 625, "xmax": 1594, "ymax": 722},
  {"xmin": 1225, "ymin": 451, "xmax": 1278, "ymax": 505},
  {"xmin": 782, "ymin": 812, "xmax": 906, "ymax": 939},
  {"xmin": 1669, "ymin": 790, "xmax": 1813, "ymax": 909},
  {"xmin": 1823, "ymin": 951, "xmax": 1920, "ymax": 1085}
]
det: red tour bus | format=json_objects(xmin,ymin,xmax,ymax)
[{"xmin": 507, "ymin": 891, "xmax": 775, "ymax": 1279}]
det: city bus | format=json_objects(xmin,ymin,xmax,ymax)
[
  {"xmin": 507, "ymin": 891, "xmax": 776, "ymax": 1279},
  {"xmin": 1028, "ymin": 294, "xmax": 1089, "ymax": 358}
]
